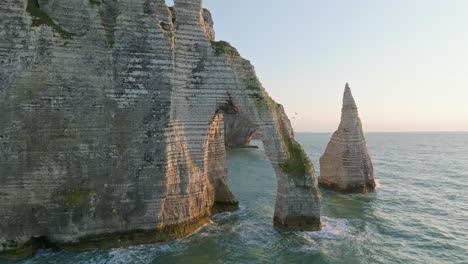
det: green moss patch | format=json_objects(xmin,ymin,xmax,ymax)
[
  {"xmin": 277, "ymin": 119, "xmax": 313, "ymax": 179},
  {"xmin": 211, "ymin": 41, "xmax": 240, "ymax": 58},
  {"xmin": 63, "ymin": 190, "xmax": 95, "ymax": 207},
  {"xmin": 164, "ymin": 32, "xmax": 173, "ymax": 39},
  {"xmin": 26, "ymin": 0, "xmax": 76, "ymax": 39},
  {"xmin": 0, "ymin": 243, "xmax": 33, "ymax": 261},
  {"xmin": 89, "ymin": 0, "xmax": 101, "ymax": 6},
  {"xmin": 245, "ymin": 85, "xmax": 260, "ymax": 91},
  {"xmin": 280, "ymin": 138, "xmax": 312, "ymax": 178},
  {"xmin": 248, "ymin": 93, "xmax": 263, "ymax": 102}
]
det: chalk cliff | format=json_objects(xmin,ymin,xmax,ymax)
[
  {"xmin": 319, "ymin": 83, "xmax": 375, "ymax": 193},
  {"xmin": 0, "ymin": 0, "xmax": 321, "ymax": 258}
]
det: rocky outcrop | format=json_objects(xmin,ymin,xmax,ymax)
[
  {"xmin": 0, "ymin": 0, "xmax": 321, "ymax": 258},
  {"xmin": 319, "ymin": 83, "xmax": 375, "ymax": 193}
]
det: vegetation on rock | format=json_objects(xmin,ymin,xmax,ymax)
[
  {"xmin": 63, "ymin": 190, "xmax": 96, "ymax": 207},
  {"xmin": 211, "ymin": 41, "xmax": 240, "ymax": 58},
  {"xmin": 280, "ymin": 138, "xmax": 312, "ymax": 178},
  {"xmin": 89, "ymin": 0, "xmax": 101, "ymax": 7},
  {"xmin": 278, "ymin": 118, "xmax": 313, "ymax": 179},
  {"xmin": 26, "ymin": 0, "xmax": 76, "ymax": 39}
]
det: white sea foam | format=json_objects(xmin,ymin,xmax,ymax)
[
  {"xmin": 301, "ymin": 217, "xmax": 350, "ymax": 240},
  {"xmin": 375, "ymin": 179, "xmax": 381, "ymax": 189},
  {"xmin": 212, "ymin": 206, "xmax": 246, "ymax": 221}
]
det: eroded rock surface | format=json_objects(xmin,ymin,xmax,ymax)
[
  {"xmin": 319, "ymin": 84, "xmax": 375, "ymax": 193},
  {"xmin": 216, "ymin": 98, "xmax": 257, "ymax": 149},
  {"xmin": 224, "ymin": 113, "xmax": 257, "ymax": 148},
  {"xmin": 0, "ymin": 0, "xmax": 321, "ymax": 258}
]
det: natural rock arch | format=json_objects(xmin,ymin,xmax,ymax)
[
  {"xmin": 0, "ymin": 0, "xmax": 321, "ymax": 258},
  {"xmin": 159, "ymin": 0, "xmax": 321, "ymax": 233}
]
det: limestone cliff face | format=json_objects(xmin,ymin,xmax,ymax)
[
  {"xmin": 0, "ymin": 0, "xmax": 321, "ymax": 258},
  {"xmin": 319, "ymin": 84, "xmax": 375, "ymax": 193}
]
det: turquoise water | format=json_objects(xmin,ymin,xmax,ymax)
[{"xmin": 7, "ymin": 133, "xmax": 468, "ymax": 263}]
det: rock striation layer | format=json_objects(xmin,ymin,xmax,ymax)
[
  {"xmin": 0, "ymin": 0, "xmax": 321, "ymax": 258},
  {"xmin": 319, "ymin": 83, "xmax": 375, "ymax": 193}
]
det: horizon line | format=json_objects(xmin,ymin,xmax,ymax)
[{"xmin": 295, "ymin": 131, "xmax": 468, "ymax": 133}]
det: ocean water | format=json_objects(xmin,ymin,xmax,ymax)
[{"xmin": 6, "ymin": 133, "xmax": 468, "ymax": 264}]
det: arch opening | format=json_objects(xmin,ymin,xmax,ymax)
[
  {"xmin": 202, "ymin": 96, "xmax": 321, "ymax": 231},
  {"xmin": 218, "ymin": 96, "xmax": 258, "ymax": 149},
  {"xmin": 204, "ymin": 111, "xmax": 239, "ymax": 215}
]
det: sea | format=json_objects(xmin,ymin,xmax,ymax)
[{"xmin": 6, "ymin": 133, "xmax": 468, "ymax": 264}]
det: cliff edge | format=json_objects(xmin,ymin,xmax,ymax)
[{"xmin": 0, "ymin": 0, "xmax": 321, "ymax": 259}]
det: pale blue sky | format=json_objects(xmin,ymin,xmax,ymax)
[{"xmin": 183, "ymin": 0, "xmax": 468, "ymax": 132}]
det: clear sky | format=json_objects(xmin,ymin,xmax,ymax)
[{"xmin": 186, "ymin": 0, "xmax": 468, "ymax": 132}]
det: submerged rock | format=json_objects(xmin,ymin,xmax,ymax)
[
  {"xmin": 0, "ymin": 0, "xmax": 321, "ymax": 258},
  {"xmin": 319, "ymin": 83, "xmax": 375, "ymax": 193}
]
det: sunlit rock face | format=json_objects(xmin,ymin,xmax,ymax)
[
  {"xmin": 0, "ymin": 0, "xmax": 321, "ymax": 258},
  {"xmin": 319, "ymin": 83, "xmax": 375, "ymax": 193}
]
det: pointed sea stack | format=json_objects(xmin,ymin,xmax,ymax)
[{"xmin": 319, "ymin": 83, "xmax": 375, "ymax": 193}]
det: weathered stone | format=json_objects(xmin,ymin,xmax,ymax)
[
  {"xmin": 319, "ymin": 83, "xmax": 375, "ymax": 193},
  {"xmin": 218, "ymin": 98, "xmax": 257, "ymax": 149},
  {"xmin": 202, "ymin": 8, "xmax": 215, "ymax": 41},
  {"xmin": 0, "ymin": 0, "xmax": 321, "ymax": 258},
  {"xmin": 224, "ymin": 113, "xmax": 257, "ymax": 148}
]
